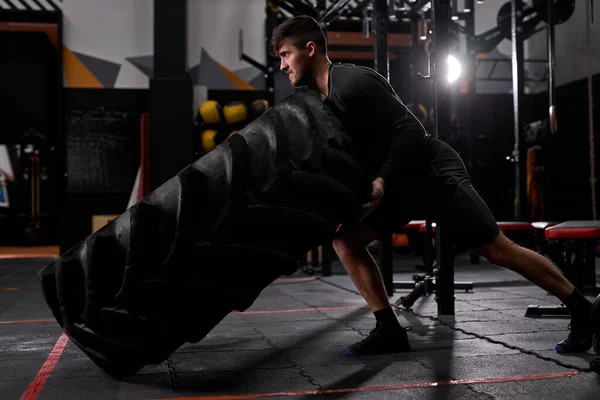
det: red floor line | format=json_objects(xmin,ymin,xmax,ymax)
[
  {"xmin": 0, "ymin": 286, "xmax": 40, "ymax": 291},
  {"xmin": 0, "ymin": 254, "xmax": 58, "ymax": 260},
  {"xmin": 20, "ymin": 332, "xmax": 69, "ymax": 400},
  {"xmin": 0, "ymin": 318, "xmax": 55, "ymax": 325},
  {"xmin": 231, "ymin": 305, "xmax": 369, "ymax": 315},
  {"xmin": 151, "ymin": 371, "xmax": 578, "ymax": 400}
]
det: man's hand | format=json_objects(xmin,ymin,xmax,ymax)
[{"xmin": 361, "ymin": 177, "xmax": 385, "ymax": 221}]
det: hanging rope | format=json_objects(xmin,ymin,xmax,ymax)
[{"xmin": 587, "ymin": 0, "xmax": 596, "ymax": 219}]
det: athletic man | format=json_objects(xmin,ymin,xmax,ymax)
[{"xmin": 270, "ymin": 15, "xmax": 595, "ymax": 356}]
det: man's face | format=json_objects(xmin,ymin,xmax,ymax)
[{"xmin": 277, "ymin": 39, "xmax": 311, "ymax": 87}]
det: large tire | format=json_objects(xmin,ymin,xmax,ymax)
[{"xmin": 38, "ymin": 87, "xmax": 371, "ymax": 377}]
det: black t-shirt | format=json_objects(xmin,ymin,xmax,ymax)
[{"xmin": 324, "ymin": 62, "xmax": 432, "ymax": 193}]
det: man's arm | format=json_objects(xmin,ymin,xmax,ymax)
[{"xmin": 340, "ymin": 70, "xmax": 426, "ymax": 191}]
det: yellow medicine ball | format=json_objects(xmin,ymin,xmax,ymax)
[
  {"xmin": 201, "ymin": 129, "xmax": 218, "ymax": 153},
  {"xmin": 198, "ymin": 100, "xmax": 222, "ymax": 125},
  {"xmin": 223, "ymin": 101, "xmax": 248, "ymax": 125}
]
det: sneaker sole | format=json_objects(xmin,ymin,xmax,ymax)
[{"xmin": 555, "ymin": 341, "xmax": 592, "ymax": 354}]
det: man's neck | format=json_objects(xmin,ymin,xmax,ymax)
[{"xmin": 308, "ymin": 57, "xmax": 332, "ymax": 99}]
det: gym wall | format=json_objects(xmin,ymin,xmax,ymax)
[
  {"xmin": 60, "ymin": 0, "xmax": 267, "ymax": 102},
  {"xmin": 3, "ymin": 1, "xmax": 595, "ymax": 96},
  {"xmin": 0, "ymin": 0, "xmax": 270, "ymax": 248}
]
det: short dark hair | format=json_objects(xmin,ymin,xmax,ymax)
[{"xmin": 270, "ymin": 15, "xmax": 327, "ymax": 57}]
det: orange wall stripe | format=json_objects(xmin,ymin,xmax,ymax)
[
  {"xmin": 215, "ymin": 61, "xmax": 255, "ymax": 90},
  {"xmin": 63, "ymin": 45, "xmax": 103, "ymax": 88}
]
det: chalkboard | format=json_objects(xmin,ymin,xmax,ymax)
[{"xmin": 65, "ymin": 89, "xmax": 148, "ymax": 194}]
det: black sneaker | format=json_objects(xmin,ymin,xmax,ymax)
[
  {"xmin": 555, "ymin": 317, "xmax": 592, "ymax": 354},
  {"xmin": 346, "ymin": 322, "xmax": 411, "ymax": 356}
]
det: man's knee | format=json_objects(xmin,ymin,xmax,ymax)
[
  {"xmin": 333, "ymin": 223, "xmax": 377, "ymax": 256},
  {"xmin": 472, "ymin": 232, "xmax": 518, "ymax": 267}
]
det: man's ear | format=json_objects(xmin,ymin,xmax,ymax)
[{"xmin": 306, "ymin": 41, "xmax": 316, "ymax": 57}]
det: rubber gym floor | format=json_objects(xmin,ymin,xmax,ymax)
[{"xmin": 2, "ymin": 247, "xmax": 600, "ymax": 400}]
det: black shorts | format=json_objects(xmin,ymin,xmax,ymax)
[{"xmin": 366, "ymin": 138, "xmax": 500, "ymax": 249}]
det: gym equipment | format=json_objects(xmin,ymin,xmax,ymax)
[
  {"xmin": 197, "ymin": 100, "xmax": 223, "ymax": 125},
  {"xmin": 38, "ymin": 87, "xmax": 371, "ymax": 378},
  {"xmin": 249, "ymin": 99, "xmax": 269, "ymax": 122},
  {"xmin": 18, "ymin": 130, "xmax": 50, "ymax": 245},
  {"xmin": 525, "ymin": 221, "xmax": 600, "ymax": 318},
  {"xmin": 531, "ymin": 221, "xmax": 559, "ymax": 261},
  {"xmin": 470, "ymin": 0, "xmax": 575, "ymax": 55},
  {"xmin": 200, "ymin": 129, "xmax": 219, "ymax": 153},
  {"xmin": 397, "ymin": 220, "xmax": 537, "ymax": 309},
  {"xmin": 223, "ymin": 101, "xmax": 248, "ymax": 133},
  {"xmin": 223, "ymin": 101, "xmax": 248, "ymax": 125},
  {"xmin": 395, "ymin": 221, "xmax": 473, "ymax": 309},
  {"xmin": 195, "ymin": 100, "xmax": 230, "ymax": 155}
]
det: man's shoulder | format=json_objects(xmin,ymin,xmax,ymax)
[
  {"xmin": 332, "ymin": 63, "xmax": 390, "ymax": 91},
  {"xmin": 332, "ymin": 63, "xmax": 379, "ymax": 79}
]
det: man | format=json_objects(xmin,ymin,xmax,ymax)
[{"xmin": 270, "ymin": 15, "xmax": 595, "ymax": 356}]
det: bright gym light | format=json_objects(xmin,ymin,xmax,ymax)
[{"xmin": 447, "ymin": 55, "xmax": 462, "ymax": 84}]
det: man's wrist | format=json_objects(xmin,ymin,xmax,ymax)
[{"xmin": 375, "ymin": 176, "xmax": 385, "ymax": 189}]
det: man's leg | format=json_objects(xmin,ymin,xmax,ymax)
[
  {"xmin": 427, "ymin": 138, "xmax": 592, "ymax": 353},
  {"xmin": 472, "ymin": 231, "xmax": 593, "ymax": 353},
  {"xmin": 333, "ymin": 221, "xmax": 411, "ymax": 355},
  {"xmin": 333, "ymin": 222, "xmax": 388, "ymax": 311}
]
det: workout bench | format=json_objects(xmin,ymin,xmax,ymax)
[
  {"xmin": 393, "ymin": 221, "xmax": 473, "ymax": 311},
  {"xmin": 394, "ymin": 221, "xmax": 463, "ymax": 288},
  {"xmin": 394, "ymin": 220, "xmax": 535, "ymax": 293},
  {"xmin": 525, "ymin": 220, "xmax": 600, "ymax": 317}
]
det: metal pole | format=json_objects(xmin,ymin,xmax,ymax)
[
  {"xmin": 409, "ymin": 16, "xmax": 420, "ymax": 110},
  {"xmin": 586, "ymin": 0, "xmax": 596, "ymax": 219},
  {"xmin": 373, "ymin": 0, "xmax": 393, "ymax": 297},
  {"xmin": 547, "ymin": 0, "xmax": 556, "ymax": 134},
  {"xmin": 149, "ymin": 0, "xmax": 193, "ymax": 190},
  {"xmin": 464, "ymin": 0, "xmax": 475, "ymax": 173},
  {"xmin": 432, "ymin": 0, "xmax": 455, "ymax": 316},
  {"xmin": 464, "ymin": 0, "xmax": 481, "ymax": 266},
  {"xmin": 265, "ymin": 0, "xmax": 278, "ymax": 108},
  {"xmin": 373, "ymin": 0, "xmax": 390, "ymax": 80},
  {"xmin": 511, "ymin": 0, "xmax": 527, "ymax": 221}
]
